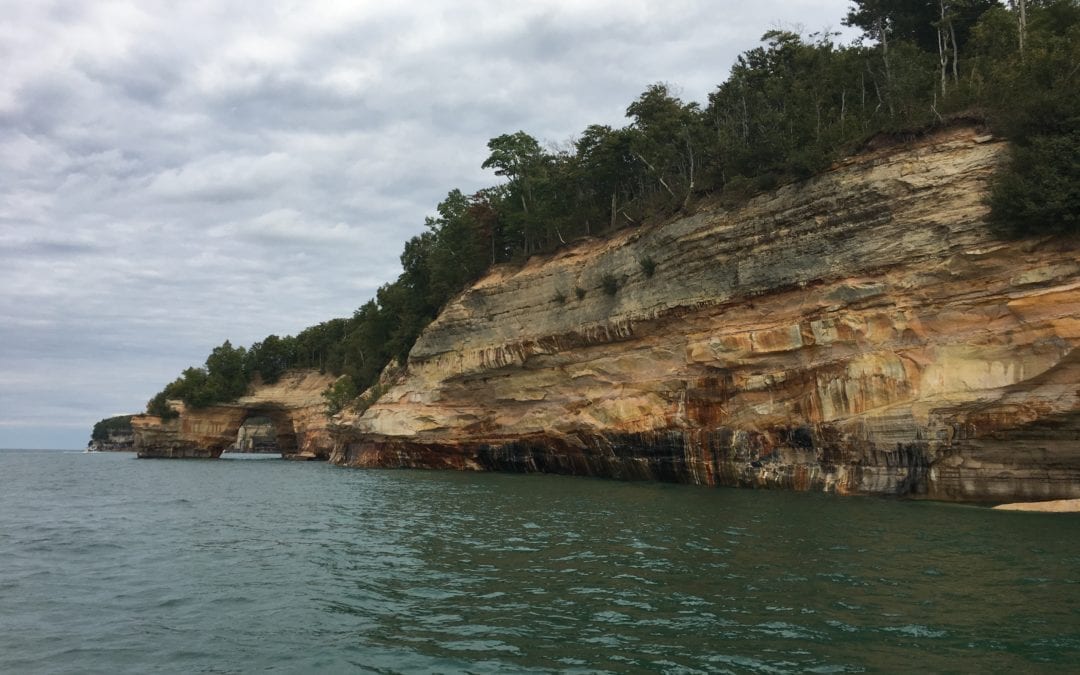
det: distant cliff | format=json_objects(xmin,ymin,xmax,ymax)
[
  {"xmin": 329, "ymin": 125, "xmax": 1080, "ymax": 502},
  {"xmin": 88, "ymin": 415, "xmax": 134, "ymax": 452}
]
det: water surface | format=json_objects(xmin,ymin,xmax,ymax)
[{"xmin": 2, "ymin": 449, "xmax": 1078, "ymax": 672}]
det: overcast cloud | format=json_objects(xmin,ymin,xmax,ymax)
[{"xmin": 0, "ymin": 0, "xmax": 856, "ymax": 448}]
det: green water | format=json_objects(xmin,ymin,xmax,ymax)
[{"xmin": 2, "ymin": 450, "xmax": 1078, "ymax": 673}]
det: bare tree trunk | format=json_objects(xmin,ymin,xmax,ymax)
[
  {"xmin": 938, "ymin": 0, "xmax": 949, "ymax": 98},
  {"xmin": 633, "ymin": 152, "xmax": 678, "ymax": 199},
  {"xmin": 682, "ymin": 129, "xmax": 695, "ymax": 211},
  {"xmin": 868, "ymin": 61, "xmax": 885, "ymax": 114},
  {"xmin": 860, "ymin": 71, "xmax": 866, "ymax": 114},
  {"xmin": 950, "ymin": 21, "xmax": 959, "ymax": 84},
  {"xmin": 1018, "ymin": 0, "xmax": 1027, "ymax": 56},
  {"xmin": 609, "ymin": 192, "xmax": 616, "ymax": 232},
  {"xmin": 878, "ymin": 19, "xmax": 893, "ymax": 115},
  {"xmin": 741, "ymin": 96, "xmax": 749, "ymax": 144}
]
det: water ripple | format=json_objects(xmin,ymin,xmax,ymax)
[{"xmin": 2, "ymin": 453, "xmax": 1080, "ymax": 673}]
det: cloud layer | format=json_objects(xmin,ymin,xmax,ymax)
[{"xmin": 0, "ymin": 0, "xmax": 855, "ymax": 448}]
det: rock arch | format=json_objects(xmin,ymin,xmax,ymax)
[{"xmin": 132, "ymin": 370, "xmax": 338, "ymax": 460}]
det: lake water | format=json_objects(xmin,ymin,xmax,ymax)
[{"xmin": 2, "ymin": 449, "xmax": 1079, "ymax": 673}]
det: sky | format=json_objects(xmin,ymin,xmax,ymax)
[{"xmin": 0, "ymin": 0, "xmax": 858, "ymax": 449}]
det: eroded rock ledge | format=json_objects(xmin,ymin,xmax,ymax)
[
  {"xmin": 331, "ymin": 126, "xmax": 1080, "ymax": 502},
  {"xmin": 132, "ymin": 370, "xmax": 336, "ymax": 460}
]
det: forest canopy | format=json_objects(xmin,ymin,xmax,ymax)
[{"xmin": 142, "ymin": 0, "xmax": 1079, "ymax": 420}]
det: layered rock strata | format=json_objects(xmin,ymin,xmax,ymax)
[
  {"xmin": 132, "ymin": 370, "xmax": 336, "ymax": 460},
  {"xmin": 332, "ymin": 126, "xmax": 1080, "ymax": 502}
]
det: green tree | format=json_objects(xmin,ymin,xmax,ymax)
[
  {"xmin": 984, "ymin": 0, "xmax": 1080, "ymax": 236},
  {"xmin": 245, "ymin": 335, "xmax": 289, "ymax": 384},
  {"xmin": 147, "ymin": 390, "xmax": 178, "ymax": 419},
  {"xmin": 205, "ymin": 340, "xmax": 247, "ymax": 400},
  {"xmin": 322, "ymin": 376, "xmax": 359, "ymax": 415},
  {"xmin": 574, "ymin": 124, "xmax": 638, "ymax": 230},
  {"xmin": 426, "ymin": 189, "xmax": 490, "ymax": 302},
  {"xmin": 626, "ymin": 83, "xmax": 706, "ymax": 210},
  {"xmin": 991, "ymin": 129, "xmax": 1080, "ymax": 236},
  {"xmin": 482, "ymin": 131, "xmax": 550, "ymax": 255}
]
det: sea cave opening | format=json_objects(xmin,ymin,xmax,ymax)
[{"xmin": 221, "ymin": 412, "xmax": 297, "ymax": 459}]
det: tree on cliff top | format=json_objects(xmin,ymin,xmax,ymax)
[{"xmin": 244, "ymin": 335, "xmax": 288, "ymax": 384}]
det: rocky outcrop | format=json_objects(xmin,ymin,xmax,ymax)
[
  {"xmin": 132, "ymin": 370, "xmax": 337, "ymax": 459},
  {"xmin": 87, "ymin": 431, "xmax": 135, "ymax": 452},
  {"xmin": 88, "ymin": 415, "xmax": 135, "ymax": 452},
  {"xmin": 331, "ymin": 126, "xmax": 1080, "ymax": 502}
]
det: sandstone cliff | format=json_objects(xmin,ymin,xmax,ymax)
[
  {"xmin": 331, "ymin": 126, "xmax": 1080, "ymax": 502},
  {"xmin": 132, "ymin": 370, "xmax": 337, "ymax": 459}
]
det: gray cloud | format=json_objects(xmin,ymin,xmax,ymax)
[{"xmin": 0, "ymin": 0, "xmax": 857, "ymax": 448}]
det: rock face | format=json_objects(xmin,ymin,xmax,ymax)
[
  {"xmin": 132, "ymin": 370, "xmax": 337, "ymax": 460},
  {"xmin": 331, "ymin": 126, "xmax": 1080, "ymax": 502}
]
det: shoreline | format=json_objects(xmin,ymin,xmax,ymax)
[{"xmin": 993, "ymin": 499, "xmax": 1080, "ymax": 513}]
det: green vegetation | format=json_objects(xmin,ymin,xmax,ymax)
[
  {"xmin": 978, "ymin": 1, "xmax": 1080, "ymax": 236},
  {"xmin": 639, "ymin": 256, "xmax": 657, "ymax": 277},
  {"xmin": 322, "ymin": 376, "xmax": 360, "ymax": 416},
  {"xmin": 145, "ymin": 1, "xmax": 1078, "ymax": 417},
  {"xmin": 91, "ymin": 415, "xmax": 133, "ymax": 441},
  {"xmin": 601, "ymin": 273, "xmax": 620, "ymax": 296},
  {"xmin": 147, "ymin": 340, "xmax": 248, "ymax": 417}
]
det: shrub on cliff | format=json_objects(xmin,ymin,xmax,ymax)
[
  {"xmin": 980, "ymin": 4, "xmax": 1080, "ymax": 238},
  {"xmin": 601, "ymin": 273, "xmax": 619, "ymax": 296},
  {"xmin": 322, "ymin": 376, "xmax": 359, "ymax": 416},
  {"xmin": 146, "ymin": 391, "xmax": 178, "ymax": 419},
  {"xmin": 639, "ymin": 256, "xmax": 657, "ymax": 277},
  {"xmin": 991, "ymin": 129, "xmax": 1080, "ymax": 237}
]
